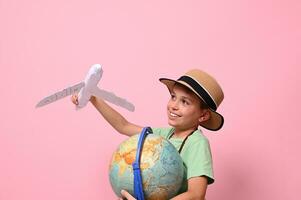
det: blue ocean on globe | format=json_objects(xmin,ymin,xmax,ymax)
[{"xmin": 109, "ymin": 133, "xmax": 184, "ymax": 200}]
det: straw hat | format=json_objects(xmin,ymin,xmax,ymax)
[{"xmin": 159, "ymin": 69, "xmax": 224, "ymax": 131}]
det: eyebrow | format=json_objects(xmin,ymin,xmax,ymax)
[
  {"xmin": 170, "ymin": 91, "xmax": 194, "ymax": 102},
  {"xmin": 182, "ymin": 96, "xmax": 193, "ymax": 102}
]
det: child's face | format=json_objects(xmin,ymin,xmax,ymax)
[{"xmin": 167, "ymin": 84, "xmax": 203, "ymax": 131}]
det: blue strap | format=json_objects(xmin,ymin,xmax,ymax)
[{"xmin": 132, "ymin": 127, "xmax": 152, "ymax": 200}]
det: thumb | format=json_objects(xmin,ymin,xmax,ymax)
[{"xmin": 121, "ymin": 190, "xmax": 136, "ymax": 200}]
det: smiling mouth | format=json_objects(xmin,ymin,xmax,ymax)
[{"xmin": 169, "ymin": 111, "xmax": 180, "ymax": 117}]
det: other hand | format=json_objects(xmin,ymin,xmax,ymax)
[{"xmin": 119, "ymin": 190, "xmax": 136, "ymax": 200}]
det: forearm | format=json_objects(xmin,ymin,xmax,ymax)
[
  {"xmin": 171, "ymin": 177, "xmax": 207, "ymax": 200},
  {"xmin": 90, "ymin": 96, "xmax": 142, "ymax": 136}
]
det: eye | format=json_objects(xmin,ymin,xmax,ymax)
[
  {"xmin": 182, "ymin": 99, "xmax": 189, "ymax": 105},
  {"xmin": 170, "ymin": 93, "xmax": 176, "ymax": 100}
]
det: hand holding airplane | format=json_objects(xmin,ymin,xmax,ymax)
[{"xmin": 36, "ymin": 64, "xmax": 135, "ymax": 111}]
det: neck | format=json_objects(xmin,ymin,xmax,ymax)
[{"xmin": 173, "ymin": 127, "xmax": 197, "ymax": 138}]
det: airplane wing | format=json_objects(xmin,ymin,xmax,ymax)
[
  {"xmin": 36, "ymin": 82, "xmax": 84, "ymax": 108},
  {"xmin": 91, "ymin": 87, "xmax": 135, "ymax": 112},
  {"xmin": 35, "ymin": 82, "xmax": 135, "ymax": 112},
  {"xmin": 36, "ymin": 64, "xmax": 135, "ymax": 112}
]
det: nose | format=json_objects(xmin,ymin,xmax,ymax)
[{"xmin": 169, "ymin": 99, "xmax": 179, "ymax": 110}]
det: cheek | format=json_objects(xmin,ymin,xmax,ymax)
[
  {"xmin": 166, "ymin": 102, "xmax": 170, "ymax": 111},
  {"xmin": 185, "ymin": 107, "xmax": 201, "ymax": 116},
  {"xmin": 167, "ymin": 100, "xmax": 172, "ymax": 108}
]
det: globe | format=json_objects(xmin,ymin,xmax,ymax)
[{"xmin": 109, "ymin": 133, "xmax": 184, "ymax": 200}]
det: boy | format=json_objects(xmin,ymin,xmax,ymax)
[{"xmin": 71, "ymin": 69, "xmax": 224, "ymax": 200}]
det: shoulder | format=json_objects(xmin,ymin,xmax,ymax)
[
  {"xmin": 181, "ymin": 129, "xmax": 213, "ymax": 164},
  {"xmin": 188, "ymin": 129, "xmax": 211, "ymax": 148}
]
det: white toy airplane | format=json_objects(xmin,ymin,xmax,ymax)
[{"xmin": 36, "ymin": 64, "xmax": 135, "ymax": 111}]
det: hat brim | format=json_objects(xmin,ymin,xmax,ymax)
[{"xmin": 159, "ymin": 78, "xmax": 224, "ymax": 131}]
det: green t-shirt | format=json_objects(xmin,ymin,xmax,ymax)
[{"xmin": 152, "ymin": 127, "xmax": 214, "ymax": 192}]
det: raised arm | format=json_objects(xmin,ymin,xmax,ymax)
[{"xmin": 72, "ymin": 94, "xmax": 142, "ymax": 136}]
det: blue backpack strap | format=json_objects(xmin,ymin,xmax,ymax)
[{"xmin": 132, "ymin": 127, "xmax": 153, "ymax": 200}]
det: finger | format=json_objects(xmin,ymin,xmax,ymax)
[
  {"xmin": 75, "ymin": 96, "xmax": 79, "ymax": 105},
  {"xmin": 121, "ymin": 190, "xmax": 134, "ymax": 200},
  {"xmin": 71, "ymin": 95, "xmax": 79, "ymax": 105}
]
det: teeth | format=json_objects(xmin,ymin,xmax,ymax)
[{"xmin": 170, "ymin": 112, "xmax": 179, "ymax": 117}]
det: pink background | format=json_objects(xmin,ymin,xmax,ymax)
[{"xmin": 0, "ymin": 0, "xmax": 300, "ymax": 199}]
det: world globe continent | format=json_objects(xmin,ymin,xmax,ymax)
[{"xmin": 109, "ymin": 133, "xmax": 184, "ymax": 200}]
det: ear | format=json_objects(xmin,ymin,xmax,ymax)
[{"xmin": 198, "ymin": 109, "xmax": 211, "ymax": 123}]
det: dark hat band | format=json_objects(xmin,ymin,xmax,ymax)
[{"xmin": 178, "ymin": 76, "xmax": 217, "ymax": 110}]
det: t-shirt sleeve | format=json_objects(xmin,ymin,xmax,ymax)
[{"xmin": 184, "ymin": 138, "xmax": 214, "ymax": 184}]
